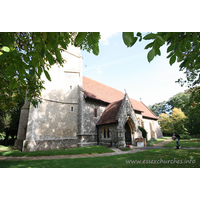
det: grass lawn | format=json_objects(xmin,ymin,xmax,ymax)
[
  {"xmin": 147, "ymin": 138, "xmax": 166, "ymax": 146},
  {"xmin": 0, "ymin": 145, "xmax": 11, "ymax": 152},
  {"xmin": 163, "ymin": 140, "xmax": 200, "ymax": 148},
  {"xmin": 0, "ymin": 145, "xmax": 114, "ymax": 157},
  {"xmin": 0, "ymin": 149, "xmax": 199, "ymax": 168}
]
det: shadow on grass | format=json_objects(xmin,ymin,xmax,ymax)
[
  {"xmin": 0, "ymin": 145, "xmax": 114, "ymax": 157},
  {"xmin": 1, "ymin": 149, "xmax": 200, "ymax": 168}
]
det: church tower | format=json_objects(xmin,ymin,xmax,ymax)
[{"xmin": 15, "ymin": 45, "xmax": 83, "ymax": 151}]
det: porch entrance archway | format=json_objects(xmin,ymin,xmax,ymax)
[
  {"xmin": 125, "ymin": 122, "xmax": 131, "ymax": 145},
  {"xmin": 124, "ymin": 117, "xmax": 136, "ymax": 145}
]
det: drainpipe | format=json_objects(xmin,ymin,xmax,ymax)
[{"xmin": 97, "ymin": 127, "xmax": 99, "ymax": 145}]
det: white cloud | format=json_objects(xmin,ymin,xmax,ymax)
[
  {"xmin": 100, "ymin": 32, "xmax": 118, "ymax": 45},
  {"xmin": 97, "ymin": 67, "xmax": 102, "ymax": 74}
]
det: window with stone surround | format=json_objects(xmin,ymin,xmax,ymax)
[
  {"xmin": 104, "ymin": 128, "xmax": 106, "ymax": 138},
  {"xmin": 107, "ymin": 129, "xmax": 110, "ymax": 138},
  {"xmin": 94, "ymin": 108, "xmax": 98, "ymax": 117},
  {"xmin": 71, "ymin": 107, "xmax": 74, "ymax": 112},
  {"xmin": 102, "ymin": 127, "xmax": 110, "ymax": 138}
]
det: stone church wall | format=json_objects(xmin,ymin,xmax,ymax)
[
  {"xmin": 16, "ymin": 46, "xmax": 83, "ymax": 151},
  {"xmin": 142, "ymin": 118, "xmax": 163, "ymax": 140},
  {"xmin": 82, "ymin": 99, "xmax": 107, "ymax": 134},
  {"xmin": 22, "ymin": 98, "xmax": 79, "ymax": 151},
  {"xmin": 77, "ymin": 98, "xmax": 107, "ymax": 147},
  {"xmin": 117, "ymin": 94, "xmax": 142, "ymax": 148},
  {"xmin": 97, "ymin": 123, "xmax": 118, "ymax": 146}
]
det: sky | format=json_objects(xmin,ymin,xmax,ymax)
[{"xmin": 81, "ymin": 32, "xmax": 188, "ymax": 106}]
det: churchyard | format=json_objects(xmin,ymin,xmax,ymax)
[{"xmin": 0, "ymin": 138, "xmax": 200, "ymax": 168}]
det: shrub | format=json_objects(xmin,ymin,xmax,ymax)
[
  {"xmin": 180, "ymin": 134, "xmax": 191, "ymax": 140},
  {"xmin": 138, "ymin": 126, "xmax": 147, "ymax": 139}
]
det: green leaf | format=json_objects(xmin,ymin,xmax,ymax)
[
  {"xmin": 46, "ymin": 51, "xmax": 55, "ymax": 65},
  {"xmin": 55, "ymin": 48, "xmax": 62, "ymax": 62},
  {"xmin": 130, "ymin": 37, "xmax": 137, "ymax": 47},
  {"xmin": 1, "ymin": 46, "xmax": 10, "ymax": 52},
  {"xmin": 137, "ymin": 32, "xmax": 142, "ymax": 41},
  {"xmin": 24, "ymin": 45, "xmax": 28, "ymax": 52},
  {"xmin": 122, "ymin": 32, "xmax": 135, "ymax": 47},
  {"xmin": 43, "ymin": 32, "xmax": 47, "ymax": 41},
  {"xmin": 44, "ymin": 69, "xmax": 51, "ymax": 81},
  {"xmin": 143, "ymin": 33, "xmax": 157, "ymax": 40},
  {"xmin": 6, "ymin": 64, "xmax": 15, "ymax": 73},
  {"xmin": 28, "ymin": 51, "xmax": 38, "ymax": 56},
  {"xmin": 186, "ymin": 41, "xmax": 191, "ymax": 50},
  {"xmin": 29, "ymin": 69, "xmax": 35, "ymax": 75},
  {"xmin": 30, "ymin": 56, "xmax": 38, "ymax": 66},
  {"xmin": 9, "ymin": 79, "xmax": 17, "ymax": 90},
  {"xmin": 37, "ymin": 66, "xmax": 43, "ymax": 77},
  {"xmin": 41, "ymin": 47, "xmax": 45, "ymax": 58},
  {"xmin": 137, "ymin": 32, "xmax": 142, "ymax": 37},
  {"xmin": 174, "ymin": 43, "xmax": 179, "ymax": 51},
  {"xmin": 92, "ymin": 44, "xmax": 99, "ymax": 55},
  {"xmin": 0, "ymin": 51, "xmax": 10, "ymax": 61},
  {"xmin": 192, "ymin": 32, "xmax": 198, "ymax": 43},
  {"xmin": 11, "ymin": 50, "xmax": 18, "ymax": 56},
  {"xmin": 88, "ymin": 34, "xmax": 96, "ymax": 46},
  {"xmin": 60, "ymin": 41, "xmax": 66, "ymax": 49},
  {"xmin": 91, "ymin": 32, "xmax": 100, "ymax": 40},
  {"xmin": 147, "ymin": 48, "xmax": 155, "ymax": 62},
  {"xmin": 155, "ymin": 47, "xmax": 161, "ymax": 56},
  {"xmin": 167, "ymin": 44, "xmax": 175, "ymax": 53},
  {"xmin": 156, "ymin": 35, "xmax": 165, "ymax": 45},
  {"xmin": 145, "ymin": 42, "xmax": 154, "ymax": 49},
  {"xmin": 177, "ymin": 55, "xmax": 184, "ymax": 62},
  {"xmin": 75, "ymin": 32, "xmax": 87, "ymax": 45},
  {"xmin": 170, "ymin": 54, "xmax": 176, "ymax": 65},
  {"xmin": 180, "ymin": 59, "xmax": 187, "ymax": 70},
  {"xmin": 167, "ymin": 52, "xmax": 174, "ymax": 59},
  {"xmin": 39, "ymin": 57, "xmax": 44, "ymax": 66}
]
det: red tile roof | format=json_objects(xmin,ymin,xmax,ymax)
[
  {"xmin": 139, "ymin": 102, "xmax": 158, "ymax": 120},
  {"xmin": 83, "ymin": 76, "xmax": 124, "ymax": 103},
  {"xmin": 97, "ymin": 100, "xmax": 123, "ymax": 125},
  {"xmin": 82, "ymin": 76, "xmax": 158, "ymax": 120}
]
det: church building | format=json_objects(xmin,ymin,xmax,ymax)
[{"xmin": 15, "ymin": 45, "xmax": 162, "ymax": 151}]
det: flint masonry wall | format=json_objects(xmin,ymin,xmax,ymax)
[
  {"xmin": 77, "ymin": 98, "xmax": 107, "ymax": 147},
  {"xmin": 97, "ymin": 123, "xmax": 118, "ymax": 146},
  {"xmin": 117, "ymin": 94, "xmax": 142, "ymax": 148},
  {"xmin": 19, "ymin": 45, "xmax": 83, "ymax": 151}
]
